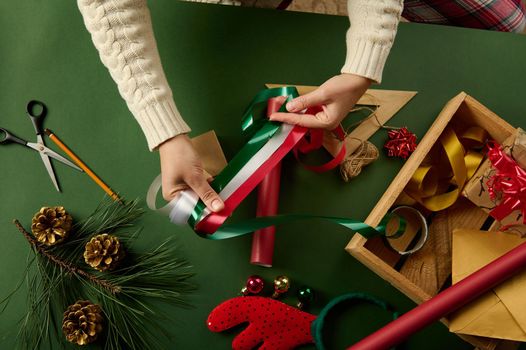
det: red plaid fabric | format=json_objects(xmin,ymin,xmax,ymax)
[{"xmin": 403, "ymin": 0, "xmax": 526, "ymax": 32}]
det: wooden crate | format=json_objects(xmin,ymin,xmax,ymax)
[{"xmin": 347, "ymin": 92, "xmax": 519, "ymax": 350}]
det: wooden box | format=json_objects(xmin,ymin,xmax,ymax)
[{"xmin": 347, "ymin": 92, "xmax": 519, "ymax": 350}]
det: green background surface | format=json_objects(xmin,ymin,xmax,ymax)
[{"xmin": 1, "ymin": 1, "xmax": 525, "ymax": 349}]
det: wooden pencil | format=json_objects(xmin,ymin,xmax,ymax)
[{"xmin": 44, "ymin": 128, "xmax": 122, "ymax": 203}]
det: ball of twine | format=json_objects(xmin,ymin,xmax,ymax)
[{"xmin": 340, "ymin": 140, "xmax": 379, "ymax": 182}]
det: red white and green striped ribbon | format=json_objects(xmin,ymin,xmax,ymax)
[{"xmin": 147, "ymin": 87, "xmax": 404, "ymax": 240}]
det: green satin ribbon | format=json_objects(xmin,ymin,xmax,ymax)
[
  {"xmin": 197, "ymin": 212, "xmax": 406, "ymax": 240},
  {"xmin": 241, "ymin": 86, "xmax": 298, "ymax": 135},
  {"xmin": 188, "ymin": 86, "xmax": 408, "ymax": 241},
  {"xmin": 189, "ymin": 87, "xmax": 298, "ymax": 227}
]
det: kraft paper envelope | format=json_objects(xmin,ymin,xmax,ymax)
[
  {"xmin": 449, "ymin": 228, "xmax": 526, "ymax": 341},
  {"xmin": 191, "ymin": 130, "xmax": 228, "ymax": 178}
]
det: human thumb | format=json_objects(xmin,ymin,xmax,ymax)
[{"xmin": 186, "ymin": 174, "xmax": 224, "ymax": 212}]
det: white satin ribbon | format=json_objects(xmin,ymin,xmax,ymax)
[{"xmin": 146, "ymin": 124, "xmax": 295, "ymax": 226}]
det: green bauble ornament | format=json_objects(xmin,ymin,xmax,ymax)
[{"xmin": 297, "ymin": 286, "xmax": 314, "ymax": 309}]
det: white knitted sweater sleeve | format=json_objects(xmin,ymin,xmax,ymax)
[
  {"xmin": 77, "ymin": 0, "xmax": 190, "ymax": 151},
  {"xmin": 342, "ymin": 0, "xmax": 403, "ymax": 83},
  {"xmin": 77, "ymin": 0, "xmax": 401, "ymax": 150}
]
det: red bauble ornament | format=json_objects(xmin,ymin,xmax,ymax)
[
  {"xmin": 241, "ymin": 275, "xmax": 265, "ymax": 295},
  {"xmin": 384, "ymin": 127, "xmax": 418, "ymax": 160}
]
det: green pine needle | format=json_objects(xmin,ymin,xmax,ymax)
[{"xmin": 1, "ymin": 198, "xmax": 195, "ymax": 350}]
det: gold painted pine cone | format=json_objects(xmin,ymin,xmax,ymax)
[
  {"xmin": 84, "ymin": 233, "xmax": 125, "ymax": 271},
  {"xmin": 31, "ymin": 206, "xmax": 73, "ymax": 246},
  {"xmin": 62, "ymin": 300, "xmax": 103, "ymax": 346}
]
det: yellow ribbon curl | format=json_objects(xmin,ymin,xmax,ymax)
[{"xmin": 404, "ymin": 126, "xmax": 487, "ymax": 212}]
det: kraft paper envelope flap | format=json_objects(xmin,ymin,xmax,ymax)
[
  {"xmin": 449, "ymin": 228, "xmax": 526, "ymax": 341},
  {"xmin": 191, "ymin": 130, "xmax": 228, "ymax": 178}
]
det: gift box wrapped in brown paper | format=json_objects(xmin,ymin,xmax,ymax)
[
  {"xmin": 462, "ymin": 128, "xmax": 526, "ymax": 233},
  {"xmin": 449, "ymin": 228, "xmax": 526, "ymax": 340}
]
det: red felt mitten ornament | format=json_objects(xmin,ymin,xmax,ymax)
[
  {"xmin": 208, "ymin": 293, "xmax": 398, "ymax": 350},
  {"xmin": 207, "ymin": 296, "xmax": 316, "ymax": 350}
]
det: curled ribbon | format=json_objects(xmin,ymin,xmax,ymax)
[
  {"xmin": 486, "ymin": 142, "xmax": 526, "ymax": 223},
  {"xmin": 147, "ymin": 87, "xmax": 411, "ymax": 243},
  {"xmin": 404, "ymin": 126, "xmax": 487, "ymax": 211}
]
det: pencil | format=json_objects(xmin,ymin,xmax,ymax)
[{"xmin": 44, "ymin": 128, "xmax": 122, "ymax": 203}]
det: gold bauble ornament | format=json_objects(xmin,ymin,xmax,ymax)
[
  {"xmin": 271, "ymin": 275, "xmax": 290, "ymax": 298},
  {"xmin": 84, "ymin": 233, "xmax": 125, "ymax": 271},
  {"xmin": 31, "ymin": 206, "xmax": 73, "ymax": 246},
  {"xmin": 62, "ymin": 300, "xmax": 103, "ymax": 346}
]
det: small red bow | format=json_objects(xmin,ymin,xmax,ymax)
[{"xmin": 384, "ymin": 127, "xmax": 418, "ymax": 160}]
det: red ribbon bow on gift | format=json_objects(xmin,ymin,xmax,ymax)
[{"xmin": 486, "ymin": 142, "xmax": 526, "ymax": 223}]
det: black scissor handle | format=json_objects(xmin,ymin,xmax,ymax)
[
  {"xmin": 26, "ymin": 100, "xmax": 47, "ymax": 135},
  {"xmin": 0, "ymin": 127, "xmax": 27, "ymax": 146}
]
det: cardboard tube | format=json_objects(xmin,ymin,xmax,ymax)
[{"xmin": 348, "ymin": 240, "xmax": 526, "ymax": 350}]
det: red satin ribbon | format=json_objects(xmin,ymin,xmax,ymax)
[
  {"xmin": 291, "ymin": 105, "xmax": 346, "ymax": 172},
  {"xmin": 196, "ymin": 124, "xmax": 306, "ymax": 233},
  {"xmin": 195, "ymin": 100, "xmax": 346, "ymax": 234},
  {"xmin": 486, "ymin": 142, "xmax": 526, "ymax": 223}
]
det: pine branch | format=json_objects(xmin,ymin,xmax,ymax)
[
  {"xmin": 13, "ymin": 220, "xmax": 121, "ymax": 295},
  {"xmin": 6, "ymin": 199, "xmax": 195, "ymax": 350}
]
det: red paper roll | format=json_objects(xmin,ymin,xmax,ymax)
[
  {"xmin": 348, "ymin": 240, "xmax": 526, "ymax": 350},
  {"xmin": 250, "ymin": 97, "xmax": 285, "ymax": 267},
  {"xmin": 250, "ymin": 162, "xmax": 281, "ymax": 267}
]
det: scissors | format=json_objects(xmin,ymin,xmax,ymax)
[{"xmin": 0, "ymin": 100, "xmax": 83, "ymax": 192}]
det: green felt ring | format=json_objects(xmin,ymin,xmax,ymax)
[{"xmin": 311, "ymin": 292, "xmax": 399, "ymax": 350}]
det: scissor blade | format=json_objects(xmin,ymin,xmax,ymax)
[
  {"xmin": 43, "ymin": 148, "xmax": 83, "ymax": 172},
  {"xmin": 27, "ymin": 142, "xmax": 83, "ymax": 172},
  {"xmin": 31, "ymin": 136, "xmax": 61, "ymax": 192},
  {"xmin": 39, "ymin": 147, "xmax": 60, "ymax": 192}
]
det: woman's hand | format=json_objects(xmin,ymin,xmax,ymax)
[
  {"xmin": 269, "ymin": 73, "xmax": 371, "ymax": 129},
  {"xmin": 156, "ymin": 74, "xmax": 370, "ymax": 212},
  {"xmin": 159, "ymin": 134, "xmax": 224, "ymax": 212}
]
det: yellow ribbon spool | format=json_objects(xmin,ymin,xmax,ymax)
[{"xmin": 404, "ymin": 126, "xmax": 487, "ymax": 212}]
